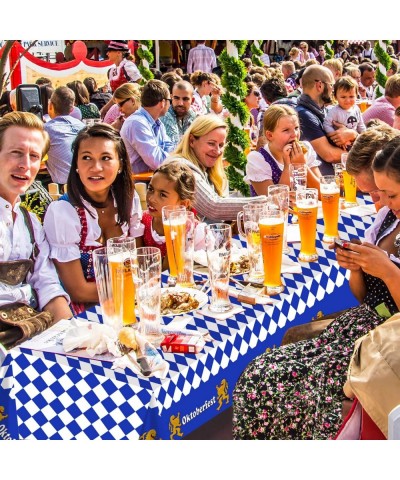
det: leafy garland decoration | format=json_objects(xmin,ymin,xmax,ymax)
[
  {"xmin": 324, "ymin": 41, "xmax": 334, "ymax": 60},
  {"xmin": 251, "ymin": 41, "xmax": 263, "ymax": 67},
  {"xmin": 374, "ymin": 40, "xmax": 391, "ymax": 98},
  {"xmin": 137, "ymin": 41, "xmax": 154, "ymax": 81},
  {"xmin": 219, "ymin": 41, "xmax": 250, "ymax": 196}
]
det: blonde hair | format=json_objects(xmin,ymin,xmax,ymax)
[
  {"xmin": 263, "ymin": 104, "xmax": 298, "ymax": 134},
  {"xmin": 323, "ymin": 58, "xmax": 343, "ymax": 77},
  {"xmin": 172, "ymin": 115, "xmax": 227, "ymax": 196},
  {"xmin": 113, "ymin": 82, "xmax": 142, "ymax": 105}
]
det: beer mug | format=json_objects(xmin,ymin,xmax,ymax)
[
  {"xmin": 237, "ymin": 202, "xmax": 266, "ymax": 283},
  {"xmin": 289, "ymin": 163, "xmax": 307, "ymax": 192},
  {"xmin": 259, "ymin": 205, "xmax": 285, "ymax": 295},
  {"xmin": 320, "ymin": 175, "xmax": 340, "ymax": 243},
  {"xmin": 268, "ymin": 184, "xmax": 290, "ymax": 254},
  {"xmin": 296, "ymin": 188, "xmax": 319, "ymax": 262},
  {"xmin": 341, "ymin": 153, "xmax": 357, "ymax": 207}
]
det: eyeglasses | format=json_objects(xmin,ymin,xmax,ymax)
[
  {"xmin": 164, "ymin": 98, "xmax": 172, "ymax": 104},
  {"xmin": 315, "ymin": 79, "xmax": 334, "ymax": 88},
  {"xmin": 117, "ymin": 97, "xmax": 131, "ymax": 108}
]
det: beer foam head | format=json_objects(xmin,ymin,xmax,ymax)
[
  {"xmin": 259, "ymin": 217, "xmax": 284, "ymax": 226},
  {"xmin": 320, "ymin": 181, "xmax": 340, "ymax": 194}
]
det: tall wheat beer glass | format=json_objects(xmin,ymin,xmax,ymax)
[
  {"xmin": 162, "ymin": 205, "xmax": 187, "ymax": 287},
  {"xmin": 320, "ymin": 175, "xmax": 340, "ymax": 243},
  {"xmin": 296, "ymin": 188, "xmax": 319, "ymax": 262},
  {"xmin": 259, "ymin": 206, "xmax": 285, "ymax": 295},
  {"xmin": 107, "ymin": 236, "xmax": 137, "ymax": 325},
  {"xmin": 341, "ymin": 153, "xmax": 357, "ymax": 207}
]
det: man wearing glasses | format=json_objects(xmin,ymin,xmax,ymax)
[
  {"xmin": 160, "ymin": 81, "xmax": 197, "ymax": 148},
  {"xmin": 120, "ymin": 80, "xmax": 174, "ymax": 173},
  {"xmin": 296, "ymin": 65, "xmax": 358, "ymax": 175}
]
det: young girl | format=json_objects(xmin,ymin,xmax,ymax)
[
  {"xmin": 141, "ymin": 160, "xmax": 205, "ymax": 267},
  {"xmin": 245, "ymin": 104, "xmax": 321, "ymax": 196},
  {"xmin": 323, "ymin": 76, "xmax": 366, "ymax": 149},
  {"xmin": 44, "ymin": 123, "xmax": 144, "ymax": 315}
]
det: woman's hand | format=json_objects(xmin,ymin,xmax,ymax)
[
  {"xmin": 333, "ymin": 242, "xmax": 362, "ymax": 271},
  {"xmin": 341, "ymin": 242, "xmax": 394, "ymax": 279}
]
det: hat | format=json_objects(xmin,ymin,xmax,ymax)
[{"xmin": 107, "ymin": 41, "xmax": 129, "ymax": 52}]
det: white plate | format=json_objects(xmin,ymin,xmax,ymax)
[{"xmin": 161, "ymin": 287, "xmax": 208, "ymax": 317}]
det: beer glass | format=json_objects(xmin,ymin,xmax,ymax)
[
  {"xmin": 333, "ymin": 163, "xmax": 345, "ymax": 207},
  {"xmin": 107, "ymin": 236, "xmax": 137, "ymax": 325},
  {"xmin": 341, "ymin": 153, "xmax": 357, "ymax": 207},
  {"xmin": 289, "ymin": 163, "xmax": 307, "ymax": 192},
  {"xmin": 268, "ymin": 184, "xmax": 290, "ymax": 254},
  {"xmin": 162, "ymin": 205, "xmax": 187, "ymax": 287},
  {"xmin": 131, "ymin": 247, "xmax": 163, "ymax": 346},
  {"xmin": 296, "ymin": 188, "xmax": 319, "ymax": 262},
  {"xmin": 320, "ymin": 175, "xmax": 340, "ymax": 243},
  {"xmin": 205, "ymin": 224, "xmax": 233, "ymax": 313},
  {"xmin": 92, "ymin": 246, "xmax": 124, "ymax": 331},
  {"xmin": 237, "ymin": 202, "xmax": 266, "ymax": 283},
  {"xmin": 259, "ymin": 206, "xmax": 285, "ymax": 295},
  {"xmin": 179, "ymin": 210, "xmax": 196, "ymax": 288}
]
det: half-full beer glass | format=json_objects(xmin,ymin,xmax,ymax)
[
  {"xmin": 205, "ymin": 224, "xmax": 233, "ymax": 313},
  {"xmin": 259, "ymin": 206, "xmax": 285, "ymax": 295},
  {"xmin": 237, "ymin": 202, "xmax": 265, "ymax": 283},
  {"xmin": 320, "ymin": 175, "xmax": 340, "ymax": 243},
  {"xmin": 341, "ymin": 153, "xmax": 357, "ymax": 207},
  {"xmin": 268, "ymin": 184, "xmax": 290, "ymax": 253},
  {"xmin": 296, "ymin": 188, "xmax": 319, "ymax": 262}
]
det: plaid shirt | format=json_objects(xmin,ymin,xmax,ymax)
[
  {"xmin": 186, "ymin": 44, "xmax": 217, "ymax": 73},
  {"xmin": 160, "ymin": 106, "xmax": 197, "ymax": 147}
]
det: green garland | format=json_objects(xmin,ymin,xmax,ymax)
[
  {"xmin": 137, "ymin": 40, "xmax": 154, "ymax": 81},
  {"xmin": 218, "ymin": 41, "xmax": 250, "ymax": 197},
  {"xmin": 324, "ymin": 41, "xmax": 334, "ymax": 59},
  {"xmin": 374, "ymin": 40, "xmax": 391, "ymax": 98},
  {"xmin": 250, "ymin": 41, "xmax": 263, "ymax": 67}
]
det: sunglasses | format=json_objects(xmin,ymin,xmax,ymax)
[{"xmin": 117, "ymin": 97, "xmax": 131, "ymax": 108}]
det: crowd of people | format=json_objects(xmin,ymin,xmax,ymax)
[{"xmin": 1, "ymin": 39, "xmax": 400, "ymax": 440}]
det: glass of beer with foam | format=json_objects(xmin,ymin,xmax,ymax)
[
  {"xmin": 296, "ymin": 188, "xmax": 319, "ymax": 262},
  {"xmin": 320, "ymin": 176, "xmax": 340, "ymax": 243},
  {"xmin": 259, "ymin": 205, "xmax": 285, "ymax": 295}
]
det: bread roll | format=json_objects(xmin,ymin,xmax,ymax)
[
  {"xmin": 118, "ymin": 327, "xmax": 138, "ymax": 350},
  {"xmin": 298, "ymin": 141, "xmax": 308, "ymax": 154}
]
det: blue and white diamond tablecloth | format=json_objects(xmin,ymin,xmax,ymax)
[{"xmin": 0, "ymin": 195, "xmax": 376, "ymax": 439}]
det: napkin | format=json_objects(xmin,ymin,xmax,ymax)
[
  {"xmin": 341, "ymin": 204, "xmax": 377, "ymax": 217},
  {"xmin": 287, "ymin": 224, "xmax": 301, "ymax": 243},
  {"xmin": 63, "ymin": 318, "xmax": 121, "ymax": 357},
  {"xmin": 282, "ymin": 254, "xmax": 302, "ymax": 274},
  {"xmin": 199, "ymin": 304, "xmax": 244, "ymax": 320},
  {"xmin": 112, "ymin": 333, "xmax": 169, "ymax": 379}
]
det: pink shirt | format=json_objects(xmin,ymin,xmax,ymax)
[{"xmin": 362, "ymin": 96, "xmax": 395, "ymax": 127}]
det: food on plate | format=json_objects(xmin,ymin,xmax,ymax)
[
  {"xmin": 161, "ymin": 290, "xmax": 200, "ymax": 315},
  {"xmin": 230, "ymin": 255, "xmax": 250, "ymax": 274},
  {"xmin": 118, "ymin": 327, "xmax": 138, "ymax": 351}
]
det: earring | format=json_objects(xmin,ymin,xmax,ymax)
[
  {"xmin": 76, "ymin": 169, "xmax": 79, "ymax": 173},
  {"xmin": 118, "ymin": 169, "xmax": 122, "ymax": 174}
]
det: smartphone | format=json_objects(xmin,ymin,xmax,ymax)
[
  {"xmin": 16, "ymin": 84, "xmax": 43, "ymax": 119},
  {"xmin": 334, "ymin": 238, "xmax": 362, "ymax": 249}
]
